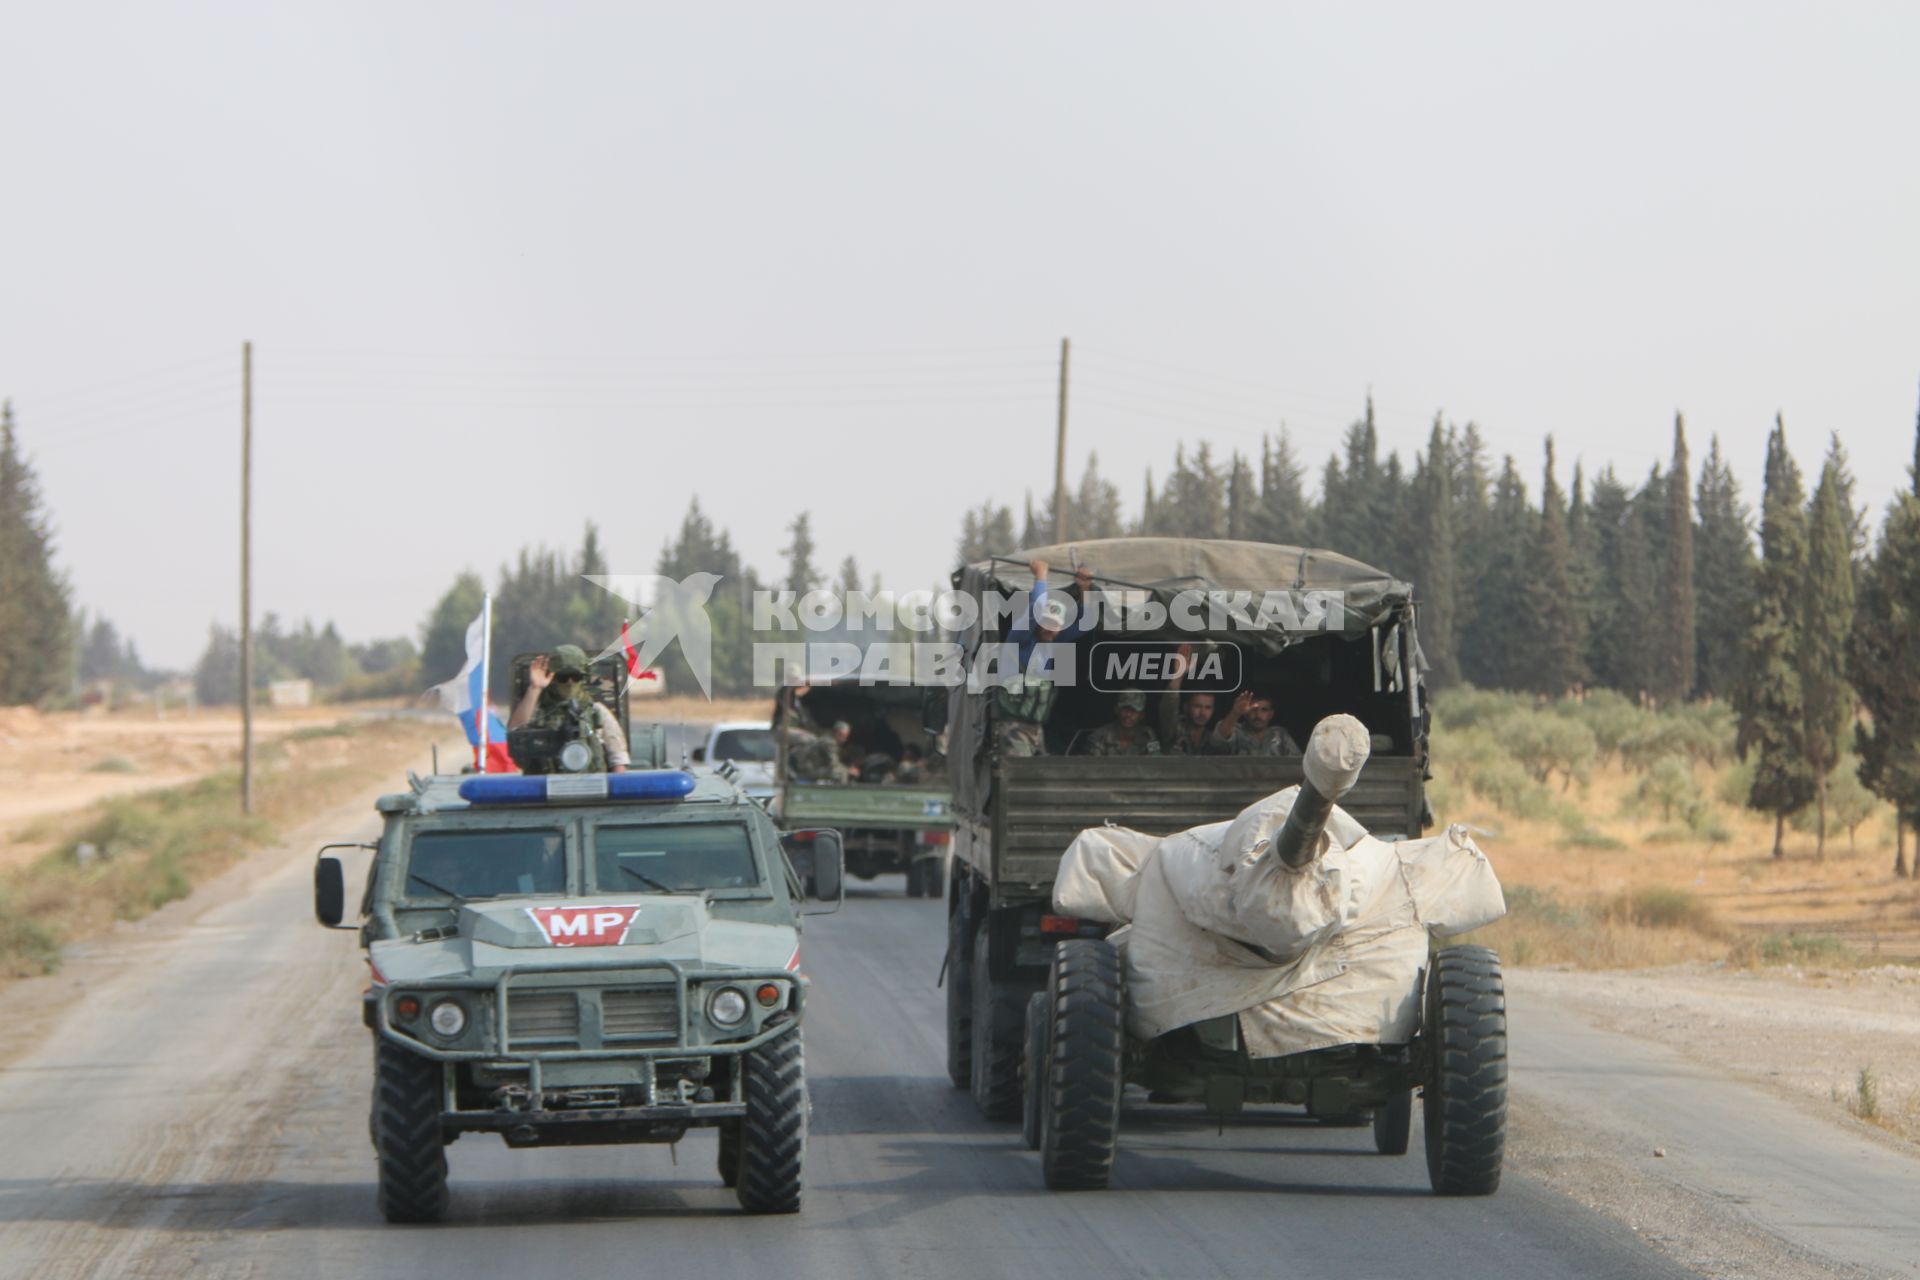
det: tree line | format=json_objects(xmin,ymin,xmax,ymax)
[{"xmin": 956, "ymin": 401, "xmax": 1920, "ymax": 871}]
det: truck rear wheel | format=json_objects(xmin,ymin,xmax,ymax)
[
  {"xmin": 736, "ymin": 1025, "xmax": 807, "ymax": 1213},
  {"xmin": 372, "ymin": 1038, "xmax": 449, "ymax": 1224},
  {"xmin": 969, "ymin": 919, "xmax": 1024, "ymax": 1120},
  {"xmin": 946, "ymin": 894, "xmax": 972, "ymax": 1089},
  {"xmin": 1039, "ymin": 939, "xmax": 1124, "ymax": 1191},
  {"xmin": 1422, "ymin": 946, "xmax": 1507, "ymax": 1195},
  {"xmin": 1021, "ymin": 992, "xmax": 1048, "ymax": 1151}
]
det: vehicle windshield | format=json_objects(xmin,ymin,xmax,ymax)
[
  {"xmin": 711, "ymin": 728, "xmax": 776, "ymax": 763},
  {"xmin": 405, "ymin": 829, "xmax": 566, "ymax": 900},
  {"xmin": 594, "ymin": 821, "xmax": 760, "ymax": 892}
]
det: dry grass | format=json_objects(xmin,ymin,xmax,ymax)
[
  {"xmin": 0, "ymin": 716, "xmax": 447, "ymax": 980},
  {"xmin": 1436, "ymin": 718, "xmax": 1920, "ymax": 971}
]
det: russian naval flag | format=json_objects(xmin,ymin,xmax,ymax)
[{"xmin": 435, "ymin": 604, "xmax": 514, "ymax": 772}]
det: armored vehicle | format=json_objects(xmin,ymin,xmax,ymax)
[
  {"xmin": 773, "ymin": 678, "xmax": 953, "ymax": 897},
  {"xmin": 313, "ymin": 762, "xmax": 844, "ymax": 1222},
  {"xmin": 942, "ymin": 538, "xmax": 1434, "ymax": 1120}
]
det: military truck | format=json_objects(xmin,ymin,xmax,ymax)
[
  {"xmin": 312, "ymin": 757, "xmax": 844, "ymax": 1222},
  {"xmin": 772, "ymin": 677, "xmax": 953, "ymax": 897},
  {"xmin": 942, "ymin": 538, "xmax": 1432, "ymax": 1120}
]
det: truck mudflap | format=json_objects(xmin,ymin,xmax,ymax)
[{"xmin": 370, "ymin": 961, "xmax": 806, "ymax": 1064}]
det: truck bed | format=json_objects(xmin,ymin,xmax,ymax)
[{"xmin": 965, "ymin": 755, "xmax": 1425, "ymax": 903}]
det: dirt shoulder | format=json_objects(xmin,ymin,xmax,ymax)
[{"xmin": 1514, "ymin": 963, "xmax": 1920, "ymax": 1146}]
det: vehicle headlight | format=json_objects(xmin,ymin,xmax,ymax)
[
  {"xmin": 559, "ymin": 740, "xmax": 594, "ymax": 773},
  {"xmin": 429, "ymin": 999, "xmax": 468, "ymax": 1038},
  {"xmin": 707, "ymin": 987, "xmax": 749, "ymax": 1026}
]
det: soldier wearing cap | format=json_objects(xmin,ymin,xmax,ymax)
[
  {"xmin": 507, "ymin": 644, "xmax": 631, "ymax": 772},
  {"xmin": 1084, "ymin": 691, "xmax": 1161, "ymax": 756}
]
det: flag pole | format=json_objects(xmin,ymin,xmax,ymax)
[{"xmin": 478, "ymin": 593, "xmax": 493, "ymax": 771}]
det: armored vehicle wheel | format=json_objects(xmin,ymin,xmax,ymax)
[
  {"xmin": 906, "ymin": 859, "xmax": 929, "ymax": 898},
  {"xmin": 736, "ymin": 1025, "xmax": 807, "ymax": 1214},
  {"xmin": 946, "ymin": 897, "xmax": 973, "ymax": 1089},
  {"xmin": 372, "ymin": 1038, "xmax": 449, "ymax": 1224},
  {"xmin": 717, "ymin": 1119, "xmax": 741, "ymax": 1188},
  {"xmin": 970, "ymin": 920, "xmax": 1025, "ymax": 1120},
  {"xmin": 1039, "ymin": 939, "xmax": 1124, "ymax": 1191},
  {"xmin": 1374, "ymin": 1088, "xmax": 1412, "ymax": 1155},
  {"xmin": 924, "ymin": 860, "xmax": 945, "ymax": 900},
  {"xmin": 1021, "ymin": 992, "xmax": 1048, "ymax": 1150},
  {"xmin": 1422, "ymin": 945, "xmax": 1507, "ymax": 1196}
]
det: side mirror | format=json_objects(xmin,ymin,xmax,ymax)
[
  {"xmin": 690, "ymin": 745, "xmax": 707, "ymax": 763},
  {"xmin": 808, "ymin": 829, "xmax": 844, "ymax": 910},
  {"xmin": 315, "ymin": 840, "xmax": 375, "ymax": 929},
  {"xmin": 315, "ymin": 855, "xmax": 347, "ymax": 927}
]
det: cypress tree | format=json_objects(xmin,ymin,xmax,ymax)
[
  {"xmin": 0, "ymin": 402, "xmax": 74, "ymax": 704},
  {"xmin": 781, "ymin": 513, "xmax": 820, "ymax": 593},
  {"xmin": 1615, "ymin": 477, "xmax": 1662, "ymax": 699},
  {"xmin": 1583, "ymin": 466, "xmax": 1633, "ymax": 692},
  {"xmin": 1655, "ymin": 415, "xmax": 1696, "ymax": 705},
  {"xmin": 1226, "ymin": 453, "xmax": 1256, "ymax": 541},
  {"xmin": 1253, "ymin": 429, "xmax": 1314, "ymax": 546},
  {"xmin": 1734, "ymin": 418, "xmax": 1815, "ymax": 856},
  {"xmin": 1408, "ymin": 421, "xmax": 1460, "ymax": 687},
  {"xmin": 1462, "ymin": 458, "xmax": 1530, "ymax": 689},
  {"xmin": 1520, "ymin": 438, "xmax": 1586, "ymax": 696},
  {"xmin": 1692, "ymin": 436, "xmax": 1756, "ymax": 702},
  {"xmin": 1448, "ymin": 423, "xmax": 1492, "ymax": 647},
  {"xmin": 1849, "ymin": 402, "xmax": 1920, "ymax": 876},
  {"xmin": 1800, "ymin": 435, "xmax": 1857, "ymax": 859}
]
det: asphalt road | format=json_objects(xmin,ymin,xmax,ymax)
[{"xmin": 0, "ymin": 778, "xmax": 1702, "ymax": 1280}]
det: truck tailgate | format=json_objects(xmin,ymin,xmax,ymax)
[{"xmin": 782, "ymin": 784, "xmax": 953, "ymax": 830}]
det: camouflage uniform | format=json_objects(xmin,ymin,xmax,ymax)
[
  {"xmin": 1227, "ymin": 724, "xmax": 1301, "ymax": 756},
  {"xmin": 1166, "ymin": 723, "xmax": 1233, "ymax": 756},
  {"xmin": 784, "ymin": 726, "xmax": 848, "ymax": 782},
  {"xmin": 521, "ymin": 644, "xmax": 630, "ymax": 772},
  {"xmin": 1085, "ymin": 722, "xmax": 1160, "ymax": 756}
]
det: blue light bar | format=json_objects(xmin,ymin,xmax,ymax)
[{"xmin": 458, "ymin": 770, "xmax": 697, "ymax": 805}]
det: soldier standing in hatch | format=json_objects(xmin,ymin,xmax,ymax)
[
  {"xmin": 1084, "ymin": 691, "xmax": 1161, "ymax": 756},
  {"xmin": 508, "ymin": 644, "xmax": 631, "ymax": 771}
]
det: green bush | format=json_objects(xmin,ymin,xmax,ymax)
[
  {"xmin": 1433, "ymin": 687, "xmax": 1531, "ymax": 732},
  {"xmin": 1621, "ymin": 716, "xmax": 1724, "ymax": 772},
  {"xmin": 1553, "ymin": 690, "xmax": 1650, "ymax": 764},
  {"xmin": 1630, "ymin": 754, "xmax": 1698, "ymax": 822},
  {"xmin": 1502, "ymin": 711, "xmax": 1598, "ymax": 790},
  {"xmin": 87, "ymin": 756, "xmax": 139, "ymax": 775}
]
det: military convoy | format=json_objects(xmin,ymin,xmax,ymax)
[
  {"xmin": 314, "ymin": 749, "xmax": 844, "ymax": 1222},
  {"xmin": 319, "ymin": 533, "xmax": 1505, "ymax": 1218}
]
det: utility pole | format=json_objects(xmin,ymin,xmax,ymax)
[
  {"xmin": 1052, "ymin": 336, "xmax": 1070, "ymax": 543},
  {"xmin": 240, "ymin": 341, "xmax": 254, "ymax": 815}
]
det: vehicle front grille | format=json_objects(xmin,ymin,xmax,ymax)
[
  {"xmin": 507, "ymin": 992, "xmax": 579, "ymax": 1046},
  {"xmin": 601, "ymin": 988, "xmax": 678, "ymax": 1038}
]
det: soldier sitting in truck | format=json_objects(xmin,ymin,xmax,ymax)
[
  {"xmin": 1082, "ymin": 691, "xmax": 1160, "ymax": 756},
  {"xmin": 1222, "ymin": 690, "xmax": 1301, "ymax": 756}
]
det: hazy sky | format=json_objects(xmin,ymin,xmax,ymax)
[{"xmin": 4, "ymin": 3, "xmax": 1916, "ymax": 671}]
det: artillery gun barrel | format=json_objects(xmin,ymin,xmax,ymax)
[{"xmin": 1274, "ymin": 714, "xmax": 1372, "ymax": 869}]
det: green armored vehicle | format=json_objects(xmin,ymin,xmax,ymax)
[{"xmin": 313, "ymin": 760, "xmax": 844, "ymax": 1223}]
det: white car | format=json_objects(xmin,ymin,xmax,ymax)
[{"xmin": 689, "ymin": 721, "xmax": 777, "ymax": 802}]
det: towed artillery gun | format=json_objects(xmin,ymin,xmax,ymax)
[
  {"xmin": 1022, "ymin": 716, "xmax": 1509, "ymax": 1195},
  {"xmin": 313, "ymin": 749, "xmax": 846, "ymax": 1222}
]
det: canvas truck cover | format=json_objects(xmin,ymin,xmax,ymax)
[
  {"xmin": 1053, "ymin": 789, "xmax": 1504, "ymax": 1059},
  {"xmin": 945, "ymin": 537, "xmax": 1418, "ymax": 817}
]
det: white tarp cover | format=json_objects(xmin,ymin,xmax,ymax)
[{"xmin": 1054, "ymin": 789, "xmax": 1505, "ymax": 1059}]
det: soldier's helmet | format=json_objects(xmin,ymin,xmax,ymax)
[{"xmin": 548, "ymin": 644, "xmax": 590, "ymax": 678}]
